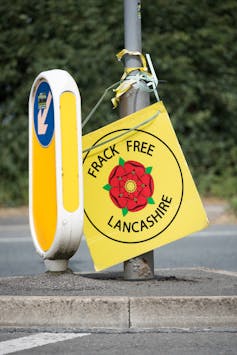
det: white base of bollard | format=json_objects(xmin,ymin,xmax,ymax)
[{"xmin": 44, "ymin": 259, "xmax": 68, "ymax": 272}]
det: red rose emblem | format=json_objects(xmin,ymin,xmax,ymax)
[{"xmin": 103, "ymin": 158, "xmax": 155, "ymax": 216}]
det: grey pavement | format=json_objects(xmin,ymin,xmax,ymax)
[
  {"xmin": 0, "ymin": 268, "xmax": 236, "ymax": 297},
  {"xmin": 0, "ymin": 201, "xmax": 237, "ymax": 330}
]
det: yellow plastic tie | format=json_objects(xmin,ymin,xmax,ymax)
[
  {"xmin": 116, "ymin": 49, "xmax": 148, "ymax": 71},
  {"xmin": 112, "ymin": 49, "xmax": 149, "ymax": 108},
  {"xmin": 111, "ymin": 78, "xmax": 137, "ymax": 108}
]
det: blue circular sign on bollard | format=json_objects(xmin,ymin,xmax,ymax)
[{"xmin": 33, "ymin": 81, "xmax": 54, "ymax": 147}]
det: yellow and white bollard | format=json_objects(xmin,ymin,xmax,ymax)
[{"xmin": 29, "ymin": 69, "xmax": 83, "ymax": 272}]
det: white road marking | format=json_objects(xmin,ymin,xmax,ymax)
[
  {"xmin": 198, "ymin": 267, "xmax": 237, "ymax": 277},
  {"xmin": 0, "ymin": 237, "xmax": 32, "ymax": 243},
  {"xmin": 190, "ymin": 230, "xmax": 237, "ymax": 237},
  {"xmin": 0, "ymin": 237, "xmax": 31, "ymax": 243},
  {"xmin": 0, "ymin": 332, "xmax": 90, "ymax": 355}
]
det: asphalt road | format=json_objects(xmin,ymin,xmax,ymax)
[
  {"xmin": 0, "ymin": 329, "xmax": 237, "ymax": 355},
  {"xmin": 0, "ymin": 223, "xmax": 236, "ymax": 277}
]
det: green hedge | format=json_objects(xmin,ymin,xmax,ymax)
[{"xmin": 0, "ymin": 0, "xmax": 236, "ymax": 206}]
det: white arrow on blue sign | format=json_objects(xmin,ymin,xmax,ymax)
[{"xmin": 33, "ymin": 81, "xmax": 54, "ymax": 147}]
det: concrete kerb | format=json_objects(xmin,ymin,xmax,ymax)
[
  {"xmin": 129, "ymin": 296, "xmax": 237, "ymax": 329},
  {"xmin": 0, "ymin": 296, "xmax": 237, "ymax": 329},
  {"xmin": 0, "ymin": 296, "xmax": 129, "ymax": 329}
]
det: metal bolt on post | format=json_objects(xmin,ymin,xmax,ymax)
[{"xmin": 120, "ymin": 0, "xmax": 154, "ymax": 280}]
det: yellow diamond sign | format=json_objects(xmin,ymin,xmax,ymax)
[{"xmin": 82, "ymin": 101, "xmax": 208, "ymax": 271}]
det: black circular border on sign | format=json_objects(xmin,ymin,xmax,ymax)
[{"xmin": 83, "ymin": 129, "xmax": 184, "ymax": 244}]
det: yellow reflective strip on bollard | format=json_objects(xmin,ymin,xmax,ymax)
[
  {"xmin": 60, "ymin": 92, "xmax": 79, "ymax": 212},
  {"xmin": 32, "ymin": 129, "xmax": 57, "ymax": 252}
]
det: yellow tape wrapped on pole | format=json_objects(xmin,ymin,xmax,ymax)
[
  {"xmin": 82, "ymin": 101, "xmax": 209, "ymax": 271},
  {"xmin": 29, "ymin": 69, "xmax": 83, "ymax": 272},
  {"xmin": 112, "ymin": 49, "xmax": 151, "ymax": 109}
]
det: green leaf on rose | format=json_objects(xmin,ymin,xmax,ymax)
[
  {"xmin": 122, "ymin": 207, "xmax": 128, "ymax": 216},
  {"xmin": 119, "ymin": 157, "xmax": 125, "ymax": 166},
  {"xmin": 145, "ymin": 166, "xmax": 152, "ymax": 174},
  {"xmin": 147, "ymin": 197, "xmax": 155, "ymax": 204},
  {"xmin": 103, "ymin": 184, "xmax": 111, "ymax": 191}
]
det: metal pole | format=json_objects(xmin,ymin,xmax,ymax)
[{"xmin": 120, "ymin": 0, "xmax": 154, "ymax": 280}]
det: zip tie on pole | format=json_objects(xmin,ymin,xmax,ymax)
[
  {"xmin": 112, "ymin": 49, "xmax": 160, "ymax": 108},
  {"xmin": 132, "ymin": 72, "xmax": 160, "ymax": 102},
  {"xmin": 145, "ymin": 53, "xmax": 160, "ymax": 102},
  {"xmin": 83, "ymin": 110, "xmax": 161, "ymax": 154}
]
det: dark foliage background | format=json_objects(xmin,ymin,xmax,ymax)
[{"xmin": 0, "ymin": 0, "xmax": 236, "ymax": 208}]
